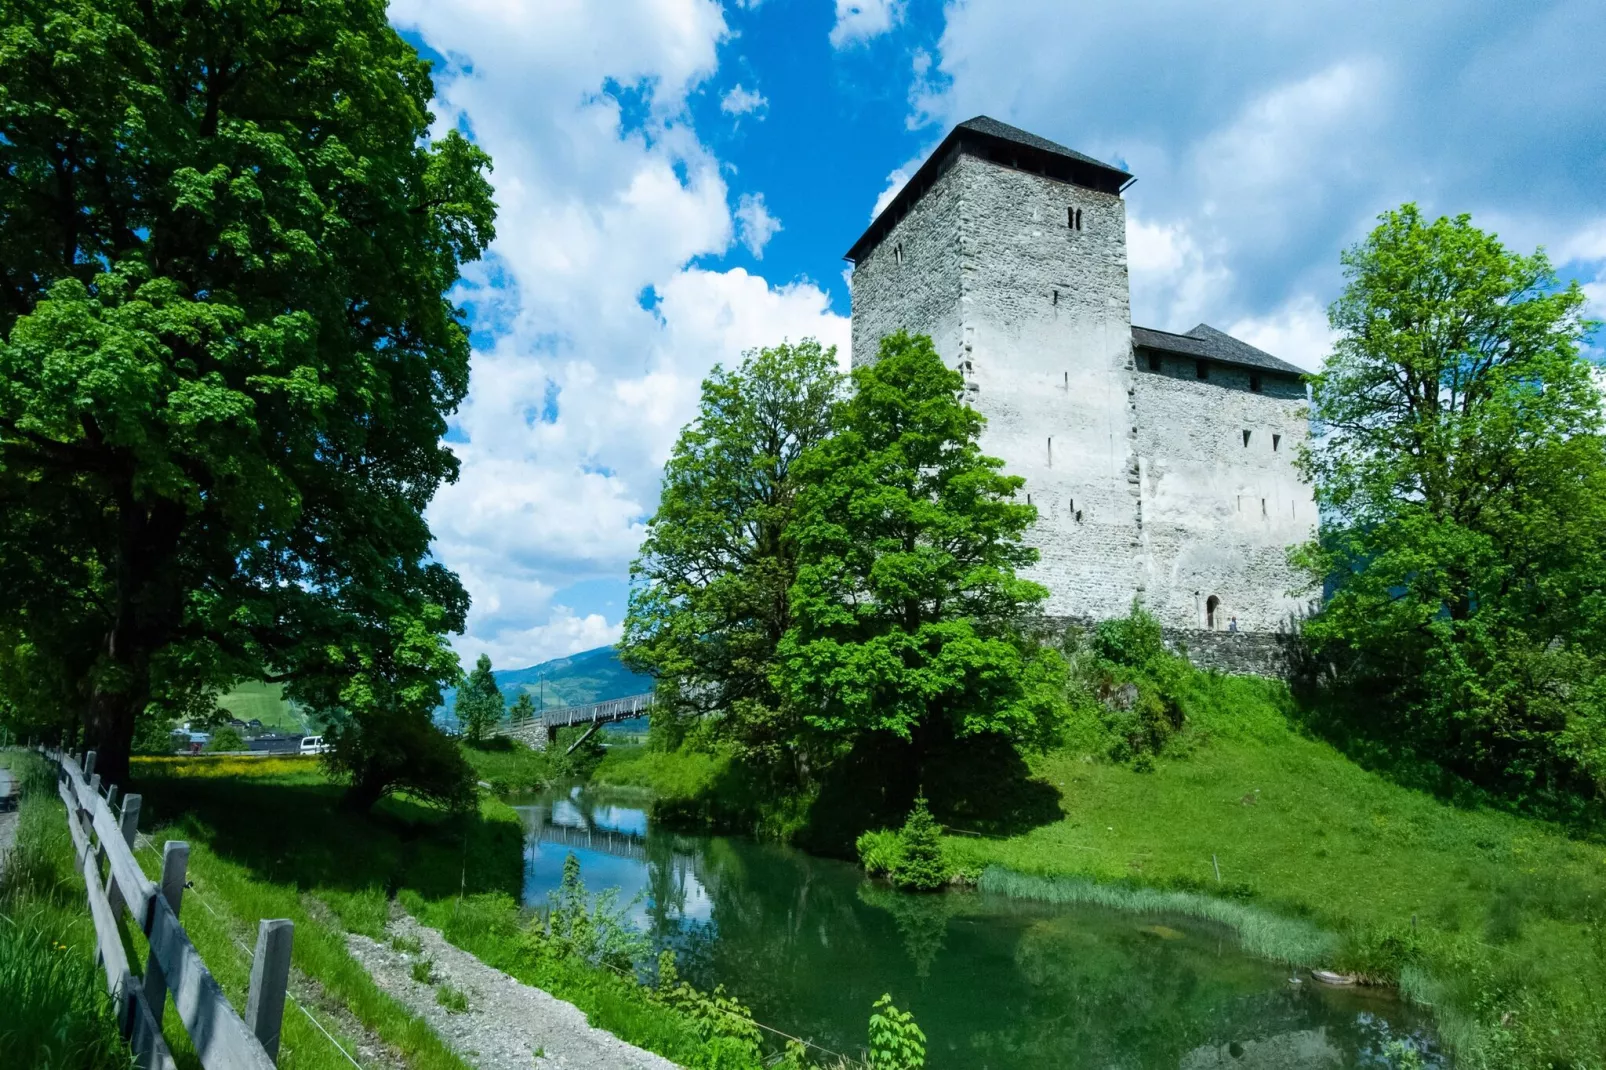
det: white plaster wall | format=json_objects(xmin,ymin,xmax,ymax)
[
  {"xmin": 952, "ymin": 155, "xmax": 1142, "ymax": 619},
  {"xmin": 1134, "ymin": 354, "xmax": 1317, "ymax": 630},
  {"xmin": 848, "ymin": 146, "xmax": 1317, "ymax": 633}
]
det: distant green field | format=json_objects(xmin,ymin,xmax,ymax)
[{"xmin": 214, "ymin": 681, "xmax": 304, "ymax": 733}]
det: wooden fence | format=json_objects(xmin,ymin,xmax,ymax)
[{"xmin": 39, "ymin": 745, "xmax": 292, "ymax": 1069}]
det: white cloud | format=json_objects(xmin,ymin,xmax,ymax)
[
  {"xmin": 1227, "ymin": 295, "xmax": 1335, "ymax": 373},
  {"xmin": 829, "ymin": 0, "xmax": 905, "ymax": 48},
  {"xmin": 869, "ymin": 156, "xmax": 921, "ymax": 220},
  {"xmin": 734, "ymin": 192, "xmax": 782, "ymax": 257},
  {"xmin": 390, "ymin": 1, "xmax": 848, "ymax": 668},
  {"xmin": 720, "ymin": 83, "xmax": 769, "ymax": 116},
  {"xmin": 907, "ymin": 0, "xmax": 1606, "ymax": 350}
]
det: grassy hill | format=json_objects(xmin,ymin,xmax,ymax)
[
  {"xmin": 214, "ymin": 681, "xmax": 305, "ymax": 733},
  {"xmin": 491, "ymin": 644, "xmax": 650, "ymax": 709}
]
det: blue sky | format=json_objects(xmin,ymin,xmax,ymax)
[{"xmin": 390, "ymin": 0, "xmax": 1606, "ymax": 671}]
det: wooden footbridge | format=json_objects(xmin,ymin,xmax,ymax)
[{"xmin": 495, "ymin": 691, "xmax": 655, "ymax": 753}]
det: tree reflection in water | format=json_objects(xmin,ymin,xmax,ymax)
[{"xmin": 517, "ymin": 787, "xmax": 1441, "ymax": 1070}]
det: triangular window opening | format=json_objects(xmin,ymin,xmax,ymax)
[{"xmin": 1242, "ymin": 429, "xmax": 1251, "ymax": 447}]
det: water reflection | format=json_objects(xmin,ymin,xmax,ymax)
[{"xmin": 513, "ymin": 785, "xmax": 1442, "ymax": 1070}]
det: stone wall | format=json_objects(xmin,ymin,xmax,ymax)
[
  {"xmin": 849, "ymin": 140, "xmax": 1318, "ymax": 639},
  {"xmin": 1133, "ymin": 353, "xmax": 1318, "ymax": 631},
  {"xmin": 1041, "ymin": 615, "xmax": 1303, "ymax": 678}
]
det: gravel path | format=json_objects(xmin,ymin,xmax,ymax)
[{"xmin": 346, "ymin": 911, "xmax": 680, "ymax": 1070}]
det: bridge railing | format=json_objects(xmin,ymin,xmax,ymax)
[{"xmin": 503, "ymin": 691, "xmax": 655, "ymax": 731}]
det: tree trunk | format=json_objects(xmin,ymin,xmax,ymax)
[{"xmin": 85, "ymin": 683, "xmax": 140, "ymax": 788}]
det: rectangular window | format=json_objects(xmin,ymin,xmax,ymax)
[
  {"xmin": 1147, "ymin": 352, "xmax": 1162, "ymax": 372},
  {"xmin": 1250, "ymin": 374, "xmax": 1262, "ymax": 393},
  {"xmin": 1196, "ymin": 360, "xmax": 1209, "ymax": 380}
]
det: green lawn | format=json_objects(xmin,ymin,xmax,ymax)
[
  {"xmin": 940, "ymin": 673, "xmax": 1606, "ymax": 1069},
  {"xmin": 214, "ymin": 680, "xmax": 305, "ymax": 733}
]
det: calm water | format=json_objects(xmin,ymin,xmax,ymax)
[{"xmin": 514, "ymin": 785, "xmax": 1443, "ymax": 1069}]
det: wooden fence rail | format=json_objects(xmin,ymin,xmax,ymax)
[{"xmin": 37, "ymin": 745, "xmax": 292, "ymax": 1069}]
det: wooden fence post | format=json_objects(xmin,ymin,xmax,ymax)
[
  {"xmin": 106, "ymin": 784, "xmax": 119, "ymax": 809},
  {"xmin": 245, "ymin": 919, "xmax": 294, "ymax": 1063},
  {"xmin": 84, "ymin": 749, "xmax": 97, "ymax": 780},
  {"xmin": 143, "ymin": 841, "xmax": 189, "ymax": 1022},
  {"xmin": 102, "ymin": 793, "xmax": 142, "ymax": 918}
]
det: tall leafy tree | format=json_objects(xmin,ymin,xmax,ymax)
[
  {"xmin": 456, "ymin": 653, "xmax": 504, "ymax": 744},
  {"xmin": 779, "ymin": 332, "xmax": 1066, "ymax": 769},
  {"xmin": 1299, "ymin": 205, "xmax": 1606, "ymax": 807},
  {"xmin": 622, "ymin": 340, "xmax": 842, "ymax": 772},
  {"xmin": 0, "ymin": 0, "xmax": 495, "ymax": 788}
]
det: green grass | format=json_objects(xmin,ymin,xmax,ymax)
[
  {"xmin": 591, "ymin": 743, "xmax": 726, "ymax": 797},
  {"xmin": 0, "ymin": 751, "xmax": 131, "ymax": 1069},
  {"xmin": 126, "ymin": 755, "xmax": 507, "ymax": 1070},
  {"xmin": 459, "ymin": 738, "xmax": 553, "ymax": 793},
  {"xmin": 943, "ymin": 670, "xmax": 1606, "ymax": 1069},
  {"xmin": 214, "ymin": 680, "xmax": 305, "ymax": 734},
  {"xmin": 125, "ymin": 753, "xmax": 789, "ymax": 1069}
]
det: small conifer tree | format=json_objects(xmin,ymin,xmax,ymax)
[{"xmin": 889, "ymin": 794, "xmax": 949, "ymax": 891}]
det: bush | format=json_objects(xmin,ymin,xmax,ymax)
[
  {"xmin": 868, "ymin": 994, "xmax": 926, "ymax": 1070},
  {"xmin": 857, "ymin": 828, "xmax": 903, "ymax": 877},
  {"xmin": 531, "ymin": 853, "xmax": 650, "ymax": 972},
  {"xmin": 205, "ymin": 725, "xmax": 247, "ymax": 753},
  {"xmin": 888, "ymin": 795, "xmax": 950, "ymax": 892},
  {"xmin": 324, "ymin": 707, "xmax": 476, "ymax": 813}
]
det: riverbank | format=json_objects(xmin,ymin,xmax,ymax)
[{"xmin": 939, "ymin": 676, "xmax": 1606, "ymax": 1069}]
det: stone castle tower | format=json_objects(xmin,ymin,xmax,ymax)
[{"xmin": 847, "ymin": 117, "xmax": 1315, "ymax": 634}]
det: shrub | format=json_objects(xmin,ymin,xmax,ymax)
[
  {"xmin": 868, "ymin": 994, "xmax": 926, "ymax": 1070},
  {"xmin": 531, "ymin": 853, "xmax": 650, "ymax": 972},
  {"xmin": 205, "ymin": 725, "xmax": 247, "ymax": 753},
  {"xmin": 857, "ymin": 828, "xmax": 903, "ymax": 877},
  {"xmin": 888, "ymin": 795, "xmax": 950, "ymax": 892}
]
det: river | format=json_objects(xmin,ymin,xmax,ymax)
[{"xmin": 513, "ymin": 784, "xmax": 1443, "ymax": 1069}]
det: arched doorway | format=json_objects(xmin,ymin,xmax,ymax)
[{"xmin": 1206, "ymin": 595, "xmax": 1221, "ymax": 630}]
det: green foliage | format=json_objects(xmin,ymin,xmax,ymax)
[
  {"xmin": 623, "ymin": 340, "xmax": 843, "ymax": 774},
  {"xmin": 533, "ymin": 853, "xmax": 652, "ymax": 972},
  {"xmin": 0, "ymin": 759, "xmax": 129, "ymax": 1069},
  {"xmin": 1065, "ymin": 608, "xmax": 1189, "ymax": 767},
  {"xmin": 867, "ymin": 994, "xmax": 926, "ymax": 1070},
  {"xmin": 459, "ymin": 737, "xmax": 552, "ymax": 794},
  {"xmin": 0, "ymin": 0, "xmax": 495, "ymax": 784},
  {"xmin": 457, "ymin": 654, "xmax": 505, "ymax": 743},
  {"xmin": 651, "ymin": 950, "xmax": 766, "ymax": 1064},
  {"xmin": 1298, "ymin": 204, "xmax": 1606, "ymax": 814},
  {"xmin": 510, "ymin": 691, "xmax": 537, "ymax": 722},
  {"xmin": 434, "ymin": 983, "xmax": 469, "ymax": 1013},
  {"xmin": 888, "ymin": 796, "xmax": 950, "ymax": 892},
  {"xmin": 205, "ymin": 725, "xmax": 247, "ymax": 753},
  {"xmin": 781, "ymin": 331, "xmax": 1067, "ymax": 767},
  {"xmin": 410, "ymin": 957, "xmax": 436, "ymax": 984},
  {"xmin": 856, "ymin": 828, "xmax": 903, "ymax": 878}
]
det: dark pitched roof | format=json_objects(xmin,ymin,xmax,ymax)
[
  {"xmin": 954, "ymin": 116, "xmax": 1127, "ymax": 176},
  {"xmin": 1132, "ymin": 323, "xmax": 1305, "ymax": 377},
  {"xmin": 845, "ymin": 115, "xmax": 1133, "ymax": 262}
]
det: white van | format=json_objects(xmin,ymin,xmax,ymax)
[{"xmin": 298, "ymin": 735, "xmax": 329, "ymax": 755}]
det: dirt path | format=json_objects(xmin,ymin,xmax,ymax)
[{"xmin": 346, "ymin": 912, "xmax": 680, "ymax": 1070}]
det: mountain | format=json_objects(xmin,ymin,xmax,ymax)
[
  {"xmin": 441, "ymin": 644, "xmax": 652, "ymax": 716},
  {"xmin": 493, "ymin": 645, "xmax": 652, "ymax": 709}
]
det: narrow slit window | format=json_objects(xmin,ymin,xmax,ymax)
[
  {"xmin": 1047, "ymin": 436, "xmax": 1053, "ymax": 466},
  {"xmin": 1261, "ymin": 498, "xmax": 1267, "ymax": 516},
  {"xmin": 1052, "ymin": 289, "xmax": 1059, "ymax": 306},
  {"xmin": 1067, "ymin": 207, "xmax": 1075, "ymax": 228},
  {"xmin": 1075, "ymin": 208, "xmax": 1083, "ymax": 230},
  {"xmin": 1063, "ymin": 371, "xmax": 1069, "ymax": 387},
  {"xmin": 1026, "ymin": 493, "xmax": 1032, "ymax": 505},
  {"xmin": 1250, "ymin": 373, "xmax": 1262, "ymax": 393},
  {"xmin": 1242, "ymin": 430, "xmax": 1251, "ymax": 447},
  {"xmin": 1272, "ymin": 433, "xmax": 1282, "ymax": 452},
  {"xmin": 1196, "ymin": 360, "xmax": 1209, "ymax": 381}
]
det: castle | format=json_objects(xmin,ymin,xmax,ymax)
[{"xmin": 847, "ymin": 117, "xmax": 1316, "ymax": 636}]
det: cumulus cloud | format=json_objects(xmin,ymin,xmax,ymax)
[
  {"xmin": 907, "ymin": 0, "xmax": 1606, "ymax": 348},
  {"xmin": 390, "ymin": 0, "xmax": 847, "ymax": 667},
  {"xmin": 829, "ymin": 0, "xmax": 905, "ymax": 48},
  {"xmin": 720, "ymin": 83, "xmax": 769, "ymax": 116},
  {"xmin": 734, "ymin": 192, "xmax": 782, "ymax": 257}
]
